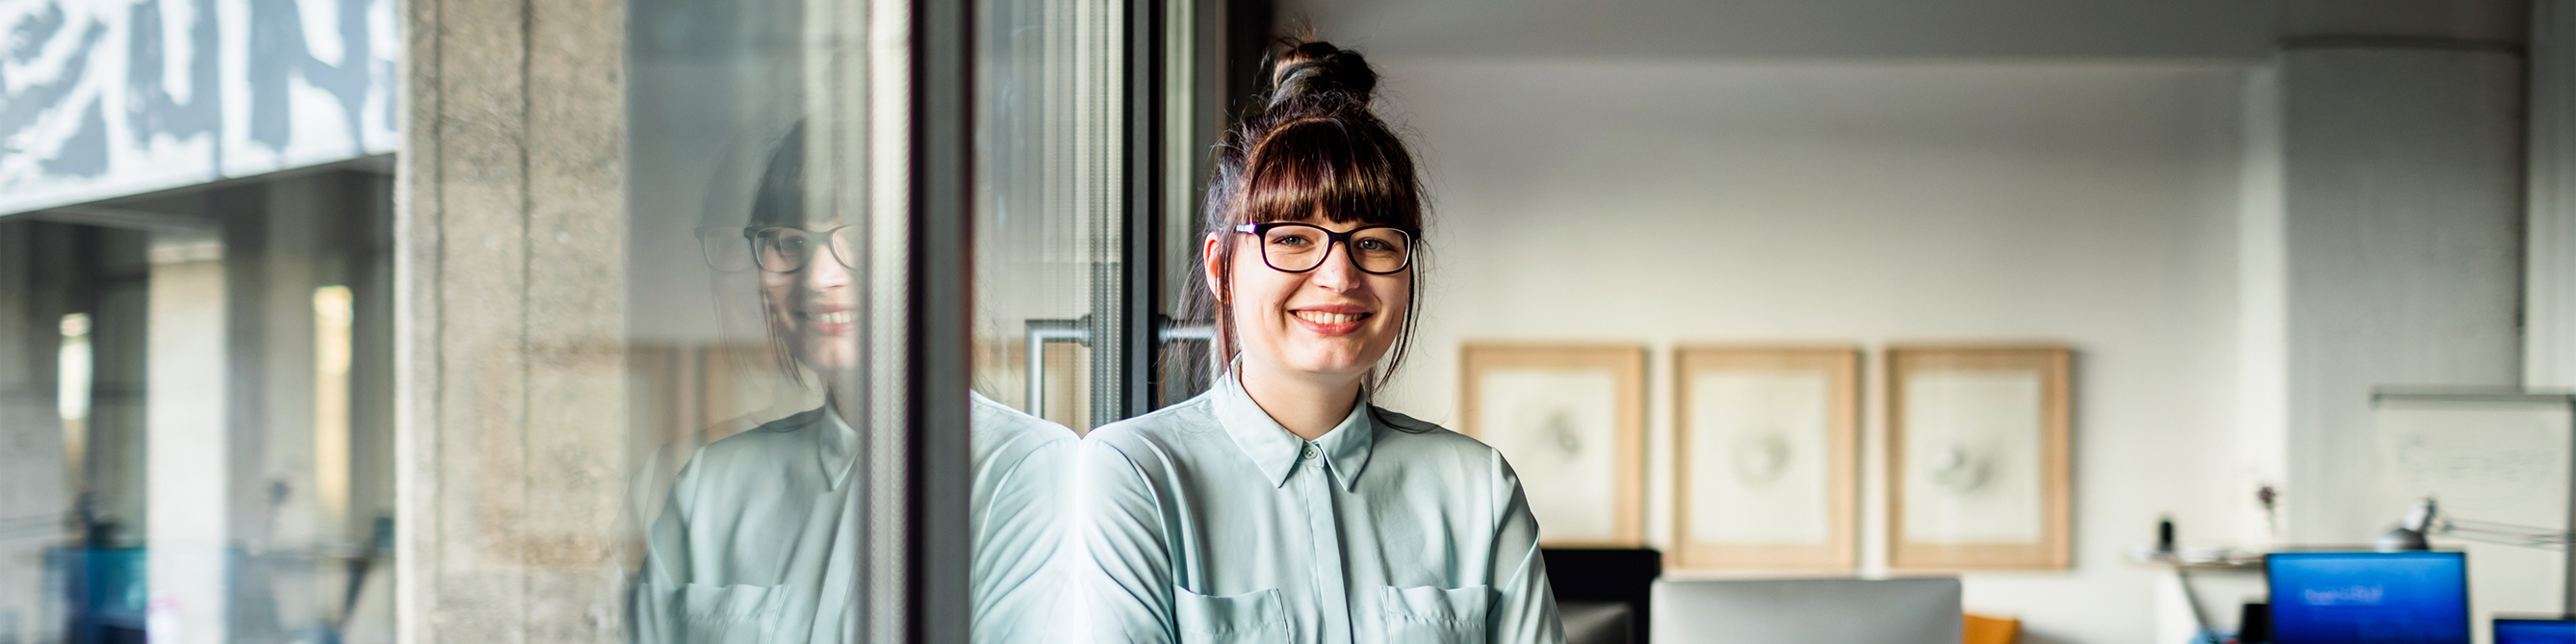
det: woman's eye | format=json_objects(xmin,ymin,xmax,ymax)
[
  {"xmin": 1355, "ymin": 239, "xmax": 1389, "ymax": 252},
  {"xmin": 1272, "ymin": 234, "xmax": 1312, "ymax": 246}
]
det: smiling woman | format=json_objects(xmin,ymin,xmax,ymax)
[{"xmin": 1074, "ymin": 39, "xmax": 1568, "ymax": 644}]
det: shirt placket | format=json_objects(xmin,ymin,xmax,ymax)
[{"xmin": 1296, "ymin": 441, "xmax": 1352, "ymax": 644}]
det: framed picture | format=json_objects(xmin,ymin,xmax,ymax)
[
  {"xmin": 1886, "ymin": 346, "xmax": 2073, "ymax": 570},
  {"xmin": 1460, "ymin": 344, "xmax": 1647, "ymax": 547},
  {"xmin": 1671, "ymin": 347, "xmax": 1859, "ymax": 570}
]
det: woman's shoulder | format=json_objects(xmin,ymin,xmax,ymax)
[
  {"xmin": 1368, "ymin": 406, "xmax": 1528, "ymax": 481},
  {"xmin": 970, "ymin": 391, "xmax": 1076, "ymax": 461},
  {"xmin": 1085, "ymin": 392, "xmax": 1220, "ymax": 445},
  {"xmin": 1369, "ymin": 407, "xmax": 1491, "ymax": 452},
  {"xmin": 662, "ymin": 407, "xmax": 835, "ymax": 509},
  {"xmin": 692, "ymin": 407, "xmax": 829, "ymax": 465}
]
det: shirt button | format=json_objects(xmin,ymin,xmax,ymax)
[{"xmin": 1301, "ymin": 444, "xmax": 1318, "ymax": 460}]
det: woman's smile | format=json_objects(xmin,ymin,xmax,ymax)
[
  {"xmin": 796, "ymin": 307, "xmax": 857, "ymax": 333},
  {"xmin": 1288, "ymin": 305, "xmax": 1372, "ymax": 335}
]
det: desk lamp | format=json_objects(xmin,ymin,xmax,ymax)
[
  {"xmin": 2379, "ymin": 498, "xmax": 2573, "ymax": 552},
  {"xmin": 2377, "ymin": 497, "xmax": 2575, "ymax": 614}
]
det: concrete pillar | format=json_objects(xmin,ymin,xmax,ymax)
[
  {"xmin": 2238, "ymin": 0, "xmax": 2531, "ymax": 546},
  {"xmin": 135, "ymin": 175, "xmax": 369, "ymax": 644},
  {"xmin": 0, "ymin": 222, "xmax": 75, "ymax": 644},
  {"xmin": 145, "ymin": 229, "xmax": 231, "ymax": 644},
  {"xmin": 397, "ymin": 0, "xmax": 629, "ymax": 638}
]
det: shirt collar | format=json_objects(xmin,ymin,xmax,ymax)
[
  {"xmin": 815, "ymin": 406, "xmax": 858, "ymax": 491},
  {"xmin": 1212, "ymin": 372, "xmax": 1378, "ymax": 492}
]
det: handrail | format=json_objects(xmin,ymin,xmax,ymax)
[
  {"xmin": 1023, "ymin": 317, "xmax": 1090, "ymax": 417},
  {"xmin": 1021, "ymin": 316, "xmax": 1215, "ymax": 418}
]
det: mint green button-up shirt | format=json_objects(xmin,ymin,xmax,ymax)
[
  {"xmin": 1076, "ymin": 374, "xmax": 1565, "ymax": 644},
  {"xmin": 632, "ymin": 393, "xmax": 1075, "ymax": 644}
]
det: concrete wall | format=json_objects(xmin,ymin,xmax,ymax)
[
  {"xmin": 1366, "ymin": 59, "xmax": 2250, "ymax": 643},
  {"xmin": 396, "ymin": 0, "xmax": 630, "ymax": 638}
]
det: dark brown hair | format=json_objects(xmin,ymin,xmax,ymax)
[
  {"xmin": 750, "ymin": 122, "xmax": 811, "ymax": 386},
  {"xmin": 1195, "ymin": 39, "xmax": 1426, "ymax": 395}
]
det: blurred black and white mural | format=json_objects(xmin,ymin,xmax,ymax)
[{"xmin": 0, "ymin": 0, "xmax": 399, "ymax": 214}]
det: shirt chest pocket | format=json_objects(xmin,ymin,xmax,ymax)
[
  {"xmin": 1379, "ymin": 584, "xmax": 1493, "ymax": 644},
  {"xmin": 1173, "ymin": 586, "xmax": 1289, "ymax": 644},
  {"xmin": 677, "ymin": 582, "xmax": 787, "ymax": 644}
]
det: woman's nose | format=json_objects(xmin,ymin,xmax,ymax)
[
  {"xmin": 803, "ymin": 252, "xmax": 854, "ymax": 290},
  {"xmin": 1307, "ymin": 242, "xmax": 1362, "ymax": 290}
]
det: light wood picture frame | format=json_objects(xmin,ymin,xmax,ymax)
[
  {"xmin": 1671, "ymin": 347, "xmax": 1860, "ymax": 570},
  {"xmin": 1460, "ymin": 344, "xmax": 1647, "ymax": 547},
  {"xmin": 1886, "ymin": 346, "xmax": 2073, "ymax": 570}
]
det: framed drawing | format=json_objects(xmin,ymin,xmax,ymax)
[
  {"xmin": 1886, "ymin": 346, "xmax": 2073, "ymax": 570},
  {"xmin": 1671, "ymin": 347, "xmax": 1859, "ymax": 570},
  {"xmin": 1460, "ymin": 344, "xmax": 1647, "ymax": 547}
]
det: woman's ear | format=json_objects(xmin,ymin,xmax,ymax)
[{"xmin": 1202, "ymin": 234, "xmax": 1227, "ymax": 302}]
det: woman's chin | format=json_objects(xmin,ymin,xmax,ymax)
[
  {"xmin": 794, "ymin": 355, "xmax": 862, "ymax": 381},
  {"xmin": 1275, "ymin": 352, "xmax": 1379, "ymax": 379}
]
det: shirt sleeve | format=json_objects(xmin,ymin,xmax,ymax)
[
  {"xmin": 1487, "ymin": 451, "xmax": 1567, "ymax": 644},
  {"xmin": 970, "ymin": 435, "xmax": 1074, "ymax": 643},
  {"xmin": 629, "ymin": 462, "xmax": 698, "ymax": 644},
  {"xmin": 1074, "ymin": 435, "xmax": 1180, "ymax": 644}
]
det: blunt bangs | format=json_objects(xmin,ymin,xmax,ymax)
[{"xmin": 1235, "ymin": 116, "xmax": 1422, "ymax": 232}]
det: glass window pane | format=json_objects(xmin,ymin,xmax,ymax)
[
  {"xmin": 974, "ymin": 0, "xmax": 1128, "ymax": 432},
  {"xmin": 625, "ymin": 0, "xmax": 915, "ymax": 638}
]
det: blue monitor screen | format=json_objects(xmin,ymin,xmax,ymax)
[
  {"xmin": 2266, "ymin": 552, "xmax": 2468, "ymax": 644},
  {"xmin": 2499, "ymin": 619, "xmax": 2576, "ymax": 644}
]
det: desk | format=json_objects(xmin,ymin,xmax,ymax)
[{"xmin": 2131, "ymin": 553, "xmax": 2264, "ymax": 643}]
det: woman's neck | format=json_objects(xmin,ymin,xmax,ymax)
[
  {"xmin": 822, "ymin": 376, "xmax": 862, "ymax": 429},
  {"xmin": 1235, "ymin": 359, "xmax": 1362, "ymax": 442}
]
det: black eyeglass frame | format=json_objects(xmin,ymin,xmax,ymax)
[
  {"xmin": 738, "ymin": 224, "xmax": 864, "ymax": 273},
  {"xmin": 1232, "ymin": 222, "xmax": 1419, "ymax": 275}
]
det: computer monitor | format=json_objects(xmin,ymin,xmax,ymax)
[
  {"xmin": 1651, "ymin": 578, "xmax": 1962, "ymax": 644},
  {"xmin": 2265, "ymin": 551, "xmax": 2469, "ymax": 644},
  {"xmin": 2497, "ymin": 617, "xmax": 2576, "ymax": 644}
]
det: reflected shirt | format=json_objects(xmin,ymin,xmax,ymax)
[
  {"xmin": 1077, "ymin": 374, "xmax": 1565, "ymax": 644},
  {"xmin": 631, "ymin": 393, "xmax": 1075, "ymax": 644},
  {"xmin": 969, "ymin": 392, "xmax": 1081, "ymax": 642}
]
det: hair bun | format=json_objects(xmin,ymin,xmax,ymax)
[{"xmin": 1268, "ymin": 39, "xmax": 1377, "ymax": 109}]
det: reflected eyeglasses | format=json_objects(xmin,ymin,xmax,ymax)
[
  {"xmin": 699, "ymin": 225, "xmax": 863, "ymax": 273},
  {"xmin": 1234, "ymin": 222, "xmax": 1416, "ymax": 274}
]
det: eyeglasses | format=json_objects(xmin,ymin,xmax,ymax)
[
  {"xmin": 712, "ymin": 225, "xmax": 861, "ymax": 272},
  {"xmin": 1234, "ymin": 222, "xmax": 1416, "ymax": 274}
]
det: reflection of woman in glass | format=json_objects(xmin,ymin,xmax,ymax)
[
  {"xmin": 1077, "ymin": 40, "xmax": 1564, "ymax": 642},
  {"xmin": 632, "ymin": 124, "xmax": 1076, "ymax": 643}
]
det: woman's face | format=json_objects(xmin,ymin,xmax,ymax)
[
  {"xmin": 761, "ymin": 223, "xmax": 861, "ymax": 375},
  {"xmin": 1210, "ymin": 212, "xmax": 1411, "ymax": 383}
]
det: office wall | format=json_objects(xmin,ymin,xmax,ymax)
[
  {"xmin": 2266, "ymin": 47, "xmax": 2527, "ymax": 546},
  {"xmin": 1366, "ymin": 59, "xmax": 2249, "ymax": 643}
]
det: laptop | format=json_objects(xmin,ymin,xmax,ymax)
[
  {"xmin": 2497, "ymin": 616, "xmax": 2576, "ymax": 644},
  {"xmin": 2264, "ymin": 551, "xmax": 2469, "ymax": 644},
  {"xmin": 1651, "ymin": 577, "xmax": 1963, "ymax": 644}
]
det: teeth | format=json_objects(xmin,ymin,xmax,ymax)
[
  {"xmin": 811, "ymin": 311, "xmax": 853, "ymax": 324},
  {"xmin": 1294, "ymin": 311, "xmax": 1364, "ymax": 325}
]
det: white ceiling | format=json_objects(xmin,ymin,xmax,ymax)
[{"xmin": 1284, "ymin": 0, "xmax": 2527, "ymax": 61}]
